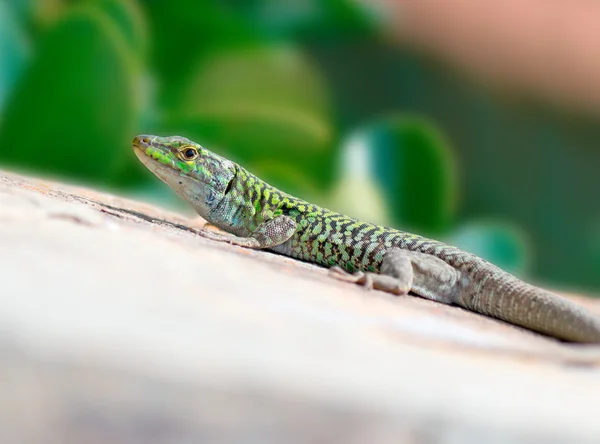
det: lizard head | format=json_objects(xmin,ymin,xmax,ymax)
[{"xmin": 133, "ymin": 134, "xmax": 236, "ymax": 219}]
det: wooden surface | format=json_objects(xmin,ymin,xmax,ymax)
[{"xmin": 1, "ymin": 170, "xmax": 600, "ymax": 444}]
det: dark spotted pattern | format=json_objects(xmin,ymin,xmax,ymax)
[{"xmin": 226, "ymin": 162, "xmax": 483, "ymax": 275}]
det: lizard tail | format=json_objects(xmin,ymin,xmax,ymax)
[{"xmin": 462, "ymin": 272, "xmax": 600, "ymax": 343}]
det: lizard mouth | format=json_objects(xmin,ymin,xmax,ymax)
[
  {"xmin": 134, "ymin": 148, "xmax": 180, "ymax": 186},
  {"xmin": 132, "ymin": 135, "xmax": 177, "ymax": 169},
  {"xmin": 132, "ymin": 135, "xmax": 180, "ymax": 183}
]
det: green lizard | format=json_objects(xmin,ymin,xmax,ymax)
[{"xmin": 133, "ymin": 134, "xmax": 600, "ymax": 344}]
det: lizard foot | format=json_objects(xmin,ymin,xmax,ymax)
[{"xmin": 328, "ymin": 266, "xmax": 409, "ymax": 295}]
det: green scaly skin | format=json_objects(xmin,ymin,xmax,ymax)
[{"xmin": 133, "ymin": 134, "xmax": 600, "ymax": 345}]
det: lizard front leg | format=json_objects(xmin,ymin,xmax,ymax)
[
  {"xmin": 197, "ymin": 215, "xmax": 297, "ymax": 249},
  {"xmin": 330, "ymin": 248, "xmax": 463, "ymax": 304}
]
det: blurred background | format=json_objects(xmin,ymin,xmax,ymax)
[{"xmin": 1, "ymin": 0, "xmax": 599, "ymax": 293}]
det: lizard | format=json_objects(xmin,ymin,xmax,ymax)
[{"xmin": 132, "ymin": 134, "xmax": 600, "ymax": 345}]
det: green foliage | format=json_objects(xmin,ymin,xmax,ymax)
[
  {"xmin": 4, "ymin": 0, "xmax": 36, "ymax": 21},
  {"xmin": 96, "ymin": 0, "xmax": 147, "ymax": 57},
  {"xmin": 0, "ymin": 4, "xmax": 140, "ymax": 183},
  {"xmin": 590, "ymin": 228, "xmax": 600, "ymax": 281},
  {"xmin": 329, "ymin": 170, "xmax": 391, "ymax": 227},
  {"xmin": 341, "ymin": 115, "xmax": 457, "ymax": 234},
  {"xmin": 0, "ymin": 1, "xmax": 29, "ymax": 113},
  {"xmin": 448, "ymin": 221, "xmax": 531, "ymax": 276},
  {"xmin": 145, "ymin": 0, "xmax": 260, "ymax": 108},
  {"xmin": 232, "ymin": 0, "xmax": 379, "ymax": 41},
  {"xmin": 162, "ymin": 45, "xmax": 334, "ymax": 185}
]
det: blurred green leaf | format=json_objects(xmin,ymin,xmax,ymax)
[
  {"xmin": 0, "ymin": 1, "xmax": 30, "ymax": 113},
  {"xmin": 448, "ymin": 220, "xmax": 531, "ymax": 276},
  {"xmin": 343, "ymin": 115, "xmax": 457, "ymax": 234},
  {"xmin": 92, "ymin": 0, "xmax": 159, "ymax": 187},
  {"xmin": 163, "ymin": 45, "xmax": 334, "ymax": 184},
  {"xmin": 329, "ymin": 173, "xmax": 391, "ymax": 227},
  {"xmin": 233, "ymin": 0, "xmax": 380, "ymax": 41},
  {"xmin": 145, "ymin": 0, "xmax": 260, "ymax": 106},
  {"xmin": 4, "ymin": 0, "xmax": 36, "ymax": 21},
  {"xmin": 95, "ymin": 0, "xmax": 147, "ymax": 58},
  {"xmin": 590, "ymin": 225, "xmax": 600, "ymax": 282},
  {"xmin": 0, "ymin": 4, "xmax": 139, "ymax": 183}
]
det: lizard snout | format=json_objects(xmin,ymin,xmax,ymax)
[{"xmin": 133, "ymin": 135, "xmax": 153, "ymax": 150}]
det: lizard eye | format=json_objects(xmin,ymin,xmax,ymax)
[{"xmin": 180, "ymin": 147, "xmax": 198, "ymax": 161}]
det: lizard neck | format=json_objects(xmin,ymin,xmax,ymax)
[{"xmin": 206, "ymin": 164, "xmax": 286, "ymax": 237}]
